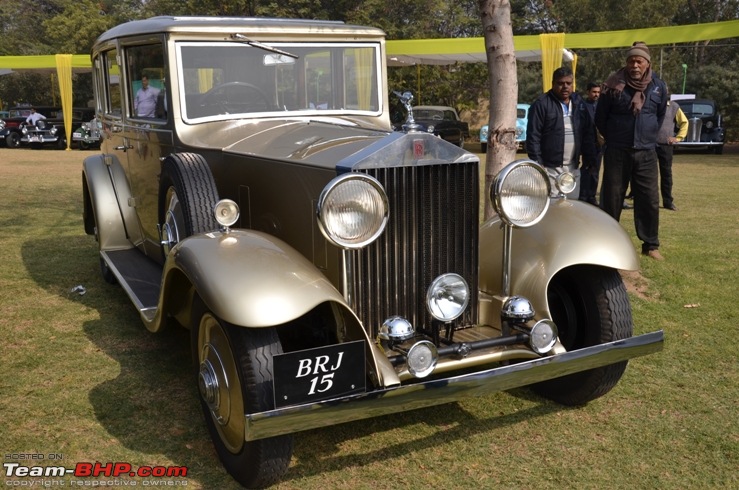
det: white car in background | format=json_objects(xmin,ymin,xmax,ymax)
[{"xmin": 480, "ymin": 103, "xmax": 530, "ymax": 153}]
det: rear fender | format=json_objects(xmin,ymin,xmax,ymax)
[
  {"xmin": 82, "ymin": 154, "xmax": 138, "ymax": 251},
  {"xmin": 479, "ymin": 198, "xmax": 639, "ymax": 326},
  {"xmin": 157, "ymin": 229, "xmax": 397, "ymax": 387}
]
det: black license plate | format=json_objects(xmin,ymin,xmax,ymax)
[{"xmin": 273, "ymin": 340, "xmax": 366, "ymax": 408}]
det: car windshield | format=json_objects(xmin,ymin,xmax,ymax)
[
  {"xmin": 177, "ymin": 42, "xmax": 381, "ymax": 122},
  {"xmin": 679, "ymin": 102, "xmax": 714, "ymax": 116},
  {"xmin": 414, "ymin": 109, "xmax": 444, "ymax": 120}
]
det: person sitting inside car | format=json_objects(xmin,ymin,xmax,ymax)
[{"xmin": 25, "ymin": 107, "xmax": 46, "ymax": 126}]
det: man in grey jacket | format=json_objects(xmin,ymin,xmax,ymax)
[{"xmin": 595, "ymin": 42, "xmax": 668, "ymax": 260}]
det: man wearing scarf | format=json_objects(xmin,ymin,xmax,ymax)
[{"xmin": 595, "ymin": 41, "xmax": 668, "ymax": 260}]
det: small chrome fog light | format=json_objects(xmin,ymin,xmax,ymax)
[
  {"xmin": 214, "ymin": 199, "xmax": 239, "ymax": 229},
  {"xmin": 379, "ymin": 316, "xmax": 415, "ymax": 342},
  {"xmin": 555, "ymin": 172, "xmax": 576, "ymax": 196},
  {"xmin": 502, "ymin": 295, "xmax": 535, "ymax": 321},
  {"xmin": 406, "ymin": 340, "xmax": 438, "ymax": 378},
  {"xmin": 427, "ymin": 273, "xmax": 470, "ymax": 322},
  {"xmin": 529, "ymin": 319, "xmax": 558, "ymax": 354}
]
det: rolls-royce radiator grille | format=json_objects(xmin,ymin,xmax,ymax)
[{"xmin": 351, "ymin": 162, "xmax": 479, "ymax": 339}]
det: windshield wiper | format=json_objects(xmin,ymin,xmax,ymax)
[{"xmin": 230, "ymin": 33, "xmax": 299, "ymax": 59}]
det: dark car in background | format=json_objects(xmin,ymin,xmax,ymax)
[
  {"xmin": 674, "ymin": 97, "xmax": 724, "ymax": 155},
  {"xmin": 21, "ymin": 107, "xmax": 95, "ymax": 149},
  {"xmin": 410, "ymin": 105, "xmax": 470, "ymax": 147},
  {"xmin": 1, "ymin": 105, "xmax": 60, "ymax": 148}
]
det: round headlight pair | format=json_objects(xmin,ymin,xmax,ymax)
[
  {"xmin": 492, "ymin": 159, "xmax": 550, "ymax": 228},
  {"xmin": 317, "ymin": 173, "xmax": 388, "ymax": 249}
]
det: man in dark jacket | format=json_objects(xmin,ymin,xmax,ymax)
[
  {"xmin": 595, "ymin": 42, "xmax": 668, "ymax": 260},
  {"xmin": 527, "ymin": 66, "xmax": 596, "ymax": 198}
]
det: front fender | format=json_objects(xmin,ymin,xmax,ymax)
[
  {"xmin": 167, "ymin": 229, "xmax": 349, "ymax": 328},
  {"xmin": 159, "ymin": 229, "xmax": 401, "ymax": 387},
  {"xmin": 479, "ymin": 198, "xmax": 639, "ymax": 323}
]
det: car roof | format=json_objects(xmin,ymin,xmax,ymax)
[
  {"xmin": 94, "ymin": 15, "xmax": 386, "ymax": 46},
  {"xmin": 414, "ymin": 105, "xmax": 455, "ymax": 111}
]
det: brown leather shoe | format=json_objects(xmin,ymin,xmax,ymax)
[{"xmin": 643, "ymin": 249, "xmax": 664, "ymax": 260}]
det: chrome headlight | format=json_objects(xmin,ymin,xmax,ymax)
[
  {"xmin": 528, "ymin": 319, "xmax": 558, "ymax": 354},
  {"xmin": 491, "ymin": 160, "xmax": 550, "ymax": 228},
  {"xmin": 50, "ymin": 126, "xmax": 57, "ymax": 136},
  {"xmin": 21, "ymin": 126, "xmax": 28, "ymax": 135},
  {"xmin": 378, "ymin": 316, "xmax": 415, "ymax": 342},
  {"xmin": 317, "ymin": 173, "xmax": 388, "ymax": 249},
  {"xmin": 426, "ymin": 124, "xmax": 435, "ymax": 133},
  {"xmin": 427, "ymin": 273, "xmax": 470, "ymax": 322},
  {"xmin": 0, "ymin": 120, "xmax": 5, "ymax": 130},
  {"xmin": 214, "ymin": 199, "xmax": 240, "ymax": 228},
  {"xmin": 555, "ymin": 172, "xmax": 576, "ymax": 195},
  {"xmin": 406, "ymin": 340, "xmax": 438, "ymax": 378},
  {"xmin": 705, "ymin": 121, "xmax": 714, "ymax": 129}
]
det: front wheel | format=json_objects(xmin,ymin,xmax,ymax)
[
  {"xmin": 5, "ymin": 132, "xmax": 20, "ymax": 148},
  {"xmin": 532, "ymin": 266, "xmax": 633, "ymax": 406},
  {"xmin": 192, "ymin": 298, "xmax": 293, "ymax": 488}
]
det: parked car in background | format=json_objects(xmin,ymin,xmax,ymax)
[
  {"xmin": 480, "ymin": 103, "xmax": 530, "ymax": 153},
  {"xmin": 21, "ymin": 107, "xmax": 96, "ymax": 150},
  {"xmin": 405, "ymin": 105, "xmax": 469, "ymax": 147},
  {"xmin": 1, "ymin": 105, "xmax": 59, "ymax": 148},
  {"xmin": 673, "ymin": 97, "xmax": 724, "ymax": 154},
  {"xmin": 82, "ymin": 16, "xmax": 663, "ymax": 488},
  {"xmin": 73, "ymin": 116, "xmax": 103, "ymax": 150}
]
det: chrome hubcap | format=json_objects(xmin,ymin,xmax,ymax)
[
  {"xmin": 198, "ymin": 360, "xmax": 220, "ymax": 409},
  {"xmin": 197, "ymin": 313, "xmax": 245, "ymax": 453}
]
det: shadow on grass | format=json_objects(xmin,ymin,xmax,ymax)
[{"xmin": 22, "ymin": 234, "xmax": 567, "ymax": 486}]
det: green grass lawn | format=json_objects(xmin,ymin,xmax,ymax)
[{"xmin": 0, "ymin": 147, "xmax": 737, "ymax": 489}]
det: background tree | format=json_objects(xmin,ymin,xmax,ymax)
[
  {"xmin": 479, "ymin": 0, "xmax": 518, "ymax": 219},
  {"xmin": 1, "ymin": 0, "xmax": 738, "ymax": 137}
]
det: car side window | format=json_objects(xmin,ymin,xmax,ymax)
[
  {"xmin": 100, "ymin": 49, "xmax": 122, "ymax": 117},
  {"xmin": 126, "ymin": 43, "xmax": 167, "ymax": 121}
]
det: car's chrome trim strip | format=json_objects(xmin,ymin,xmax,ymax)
[{"xmin": 245, "ymin": 330, "xmax": 664, "ymax": 441}]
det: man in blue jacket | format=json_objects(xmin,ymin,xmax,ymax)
[
  {"xmin": 595, "ymin": 42, "xmax": 668, "ymax": 260},
  {"xmin": 527, "ymin": 66, "xmax": 596, "ymax": 199}
]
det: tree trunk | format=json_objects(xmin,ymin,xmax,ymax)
[{"xmin": 479, "ymin": 0, "xmax": 518, "ymax": 219}]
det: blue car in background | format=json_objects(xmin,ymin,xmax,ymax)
[{"xmin": 479, "ymin": 103, "xmax": 530, "ymax": 153}]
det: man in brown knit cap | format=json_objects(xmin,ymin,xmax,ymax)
[{"xmin": 595, "ymin": 41, "xmax": 669, "ymax": 260}]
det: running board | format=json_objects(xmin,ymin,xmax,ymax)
[{"xmin": 101, "ymin": 249, "xmax": 162, "ymax": 322}]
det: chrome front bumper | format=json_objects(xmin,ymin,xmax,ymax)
[{"xmin": 245, "ymin": 330, "xmax": 664, "ymax": 441}]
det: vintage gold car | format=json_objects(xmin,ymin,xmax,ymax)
[{"xmin": 81, "ymin": 16, "xmax": 664, "ymax": 488}]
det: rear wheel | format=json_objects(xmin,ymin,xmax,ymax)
[
  {"xmin": 532, "ymin": 266, "xmax": 632, "ymax": 405},
  {"xmin": 192, "ymin": 298, "xmax": 293, "ymax": 488}
]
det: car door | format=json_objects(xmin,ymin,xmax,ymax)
[{"xmin": 120, "ymin": 40, "xmax": 175, "ymax": 260}]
